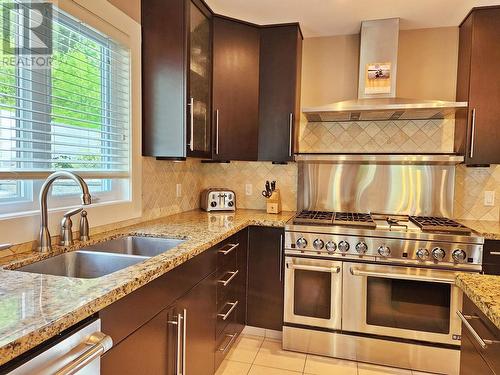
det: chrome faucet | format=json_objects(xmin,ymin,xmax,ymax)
[{"xmin": 39, "ymin": 171, "xmax": 92, "ymax": 252}]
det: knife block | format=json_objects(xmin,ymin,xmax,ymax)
[{"xmin": 266, "ymin": 189, "xmax": 282, "ymax": 214}]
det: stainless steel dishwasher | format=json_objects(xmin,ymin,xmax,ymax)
[{"xmin": 7, "ymin": 319, "xmax": 112, "ymax": 375}]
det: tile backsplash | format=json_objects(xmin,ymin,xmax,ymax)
[
  {"xmin": 200, "ymin": 161, "xmax": 297, "ymax": 211},
  {"xmin": 298, "ymin": 119, "xmax": 455, "ymax": 153},
  {"xmin": 139, "ymin": 117, "xmax": 498, "ymax": 222},
  {"xmin": 142, "ymin": 157, "xmax": 203, "ymax": 220},
  {"xmin": 454, "ymin": 165, "xmax": 500, "ymax": 221}
]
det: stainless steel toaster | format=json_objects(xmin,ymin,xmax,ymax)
[{"xmin": 200, "ymin": 188, "xmax": 236, "ymax": 212}]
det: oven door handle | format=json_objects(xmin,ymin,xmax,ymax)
[
  {"xmin": 349, "ymin": 267, "xmax": 455, "ymax": 284},
  {"xmin": 288, "ymin": 263, "xmax": 341, "ymax": 273}
]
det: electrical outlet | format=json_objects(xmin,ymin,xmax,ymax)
[
  {"xmin": 176, "ymin": 184, "xmax": 182, "ymax": 198},
  {"xmin": 245, "ymin": 184, "xmax": 253, "ymax": 196},
  {"xmin": 484, "ymin": 191, "xmax": 495, "ymax": 206}
]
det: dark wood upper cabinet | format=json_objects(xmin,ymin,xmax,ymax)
[
  {"xmin": 258, "ymin": 25, "xmax": 303, "ymax": 162},
  {"xmin": 456, "ymin": 6, "xmax": 500, "ymax": 165},
  {"xmin": 247, "ymin": 226, "xmax": 284, "ymax": 331},
  {"xmin": 188, "ymin": 0, "xmax": 212, "ymax": 157},
  {"xmin": 142, "ymin": 0, "xmax": 212, "ymax": 159},
  {"xmin": 142, "ymin": 1, "xmax": 303, "ymax": 161},
  {"xmin": 212, "ymin": 16, "xmax": 260, "ymax": 161}
]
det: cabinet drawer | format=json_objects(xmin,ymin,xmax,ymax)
[
  {"xmin": 217, "ymin": 268, "xmax": 240, "ymax": 304},
  {"xmin": 461, "ymin": 297, "xmax": 500, "ymax": 373},
  {"xmin": 215, "ymin": 316, "xmax": 240, "ymax": 369},
  {"xmin": 483, "ymin": 240, "xmax": 500, "ymax": 270},
  {"xmin": 217, "ymin": 242, "xmax": 239, "ymax": 270},
  {"xmin": 216, "ymin": 293, "xmax": 240, "ymax": 336}
]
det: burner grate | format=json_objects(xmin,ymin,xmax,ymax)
[
  {"xmin": 409, "ymin": 216, "xmax": 471, "ymax": 234},
  {"xmin": 293, "ymin": 210, "xmax": 334, "ymax": 224},
  {"xmin": 293, "ymin": 210, "xmax": 376, "ymax": 228},
  {"xmin": 332, "ymin": 212, "xmax": 376, "ymax": 228}
]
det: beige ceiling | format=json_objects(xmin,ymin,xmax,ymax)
[{"xmin": 206, "ymin": 0, "xmax": 500, "ymax": 37}]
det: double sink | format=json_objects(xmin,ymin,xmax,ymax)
[{"xmin": 14, "ymin": 236, "xmax": 185, "ymax": 279}]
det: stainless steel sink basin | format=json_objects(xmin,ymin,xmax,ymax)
[
  {"xmin": 81, "ymin": 236, "xmax": 185, "ymax": 258},
  {"xmin": 15, "ymin": 251, "xmax": 148, "ymax": 279}
]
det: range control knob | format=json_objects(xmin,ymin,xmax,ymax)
[
  {"xmin": 296, "ymin": 237, "xmax": 308, "ymax": 249},
  {"xmin": 228, "ymin": 201, "xmax": 234, "ymax": 207},
  {"xmin": 416, "ymin": 248, "xmax": 429, "ymax": 260},
  {"xmin": 355, "ymin": 242, "xmax": 368, "ymax": 254},
  {"xmin": 210, "ymin": 201, "xmax": 217, "ymax": 207},
  {"xmin": 378, "ymin": 245, "xmax": 391, "ymax": 257},
  {"xmin": 338, "ymin": 241, "xmax": 350, "ymax": 253},
  {"xmin": 313, "ymin": 239, "xmax": 325, "ymax": 250},
  {"xmin": 432, "ymin": 247, "xmax": 446, "ymax": 261},
  {"xmin": 325, "ymin": 241, "xmax": 337, "ymax": 253},
  {"xmin": 452, "ymin": 249, "xmax": 467, "ymax": 263}
]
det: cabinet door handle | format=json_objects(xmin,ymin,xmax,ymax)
[
  {"xmin": 218, "ymin": 270, "xmax": 239, "ymax": 286},
  {"xmin": 168, "ymin": 313, "xmax": 183, "ymax": 375},
  {"xmin": 218, "ymin": 301, "xmax": 239, "ymax": 320},
  {"xmin": 288, "ymin": 113, "xmax": 293, "ymax": 157},
  {"xmin": 457, "ymin": 310, "xmax": 500, "ymax": 349},
  {"xmin": 218, "ymin": 243, "xmax": 239, "ymax": 255},
  {"xmin": 218, "ymin": 333, "xmax": 238, "ymax": 352},
  {"xmin": 215, "ymin": 109, "xmax": 220, "ymax": 155},
  {"xmin": 469, "ymin": 108, "xmax": 476, "ymax": 159},
  {"xmin": 188, "ymin": 97, "xmax": 194, "ymax": 152},
  {"xmin": 182, "ymin": 309, "xmax": 187, "ymax": 375},
  {"xmin": 279, "ymin": 234, "xmax": 283, "ymax": 281},
  {"xmin": 490, "ymin": 251, "xmax": 500, "ymax": 256}
]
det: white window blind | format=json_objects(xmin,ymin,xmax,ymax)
[{"xmin": 0, "ymin": 1, "xmax": 131, "ymax": 179}]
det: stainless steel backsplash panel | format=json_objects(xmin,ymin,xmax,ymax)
[{"xmin": 297, "ymin": 163, "xmax": 455, "ymax": 217}]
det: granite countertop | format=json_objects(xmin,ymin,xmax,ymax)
[
  {"xmin": 459, "ymin": 219, "xmax": 500, "ymax": 240},
  {"xmin": 0, "ymin": 209, "xmax": 295, "ymax": 366},
  {"xmin": 456, "ymin": 273, "xmax": 500, "ymax": 330}
]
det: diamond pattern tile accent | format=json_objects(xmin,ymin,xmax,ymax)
[
  {"xmin": 454, "ymin": 165, "xmax": 500, "ymax": 221},
  {"xmin": 298, "ymin": 119, "xmax": 455, "ymax": 154},
  {"xmin": 142, "ymin": 157, "xmax": 203, "ymax": 220}
]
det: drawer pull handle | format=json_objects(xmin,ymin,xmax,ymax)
[
  {"xmin": 218, "ymin": 243, "xmax": 239, "ymax": 255},
  {"xmin": 490, "ymin": 251, "xmax": 500, "ymax": 256},
  {"xmin": 457, "ymin": 310, "xmax": 500, "ymax": 349},
  {"xmin": 218, "ymin": 333, "xmax": 238, "ymax": 353},
  {"xmin": 218, "ymin": 301, "xmax": 238, "ymax": 320},
  {"xmin": 218, "ymin": 270, "xmax": 239, "ymax": 286}
]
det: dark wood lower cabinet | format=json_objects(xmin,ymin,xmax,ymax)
[
  {"xmin": 459, "ymin": 296, "xmax": 500, "ymax": 374},
  {"xmin": 246, "ymin": 226, "xmax": 284, "ymax": 331},
  {"xmin": 482, "ymin": 240, "xmax": 500, "ymax": 275},
  {"xmin": 100, "ymin": 226, "xmax": 284, "ymax": 374},
  {"xmin": 176, "ymin": 273, "xmax": 216, "ymax": 375},
  {"xmin": 101, "ymin": 308, "xmax": 171, "ymax": 374},
  {"xmin": 102, "ymin": 273, "xmax": 216, "ymax": 375}
]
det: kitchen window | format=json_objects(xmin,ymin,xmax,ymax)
[{"xmin": 0, "ymin": 0, "xmax": 132, "ymax": 217}]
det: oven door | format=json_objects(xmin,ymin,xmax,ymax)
[
  {"xmin": 284, "ymin": 256, "xmax": 342, "ymax": 330},
  {"xmin": 342, "ymin": 262, "xmax": 462, "ymax": 346}
]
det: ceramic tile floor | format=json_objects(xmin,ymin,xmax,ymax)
[{"xmin": 215, "ymin": 334, "xmax": 435, "ymax": 375}]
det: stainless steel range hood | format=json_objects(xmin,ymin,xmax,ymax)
[{"xmin": 303, "ymin": 18, "xmax": 467, "ymax": 122}]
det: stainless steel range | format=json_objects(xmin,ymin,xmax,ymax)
[{"xmin": 283, "ymin": 210, "xmax": 484, "ymax": 375}]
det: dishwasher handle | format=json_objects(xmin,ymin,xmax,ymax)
[{"xmin": 55, "ymin": 332, "xmax": 113, "ymax": 375}]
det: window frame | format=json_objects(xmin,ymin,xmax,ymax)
[{"xmin": 0, "ymin": 0, "xmax": 142, "ymax": 245}]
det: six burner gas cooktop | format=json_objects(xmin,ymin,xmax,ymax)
[{"xmin": 292, "ymin": 210, "xmax": 471, "ymax": 235}]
